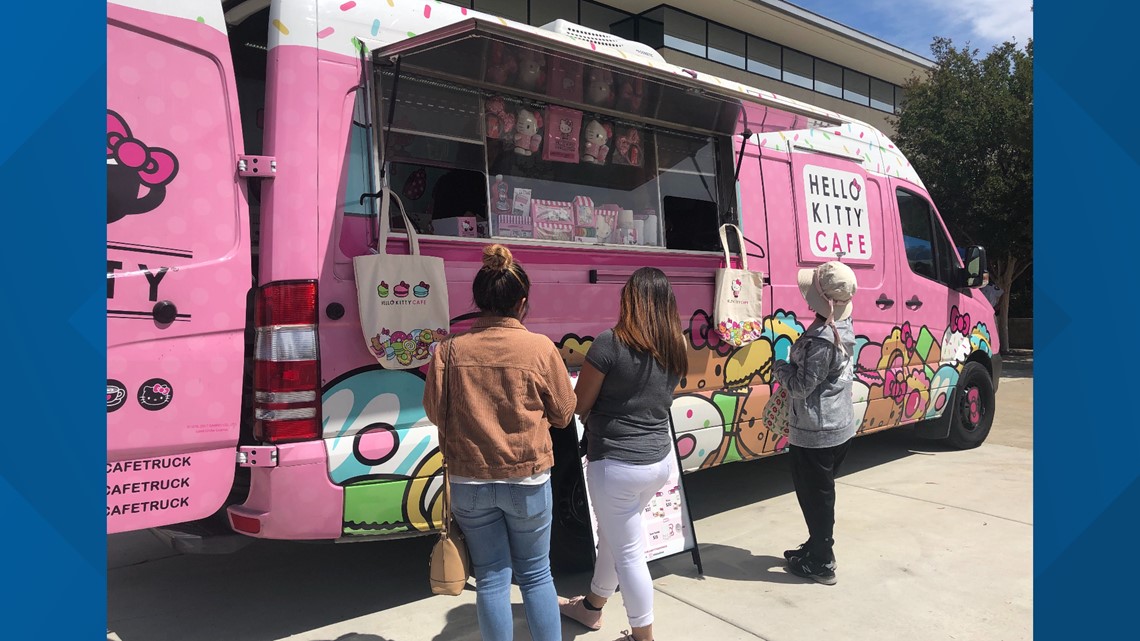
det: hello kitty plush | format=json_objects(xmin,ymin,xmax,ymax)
[
  {"xmin": 585, "ymin": 68, "xmax": 615, "ymax": 108},
  {"xmin": 514, "ymin": 108, "xmax": 543, "ymax": 156},
  {"xmin": 516, "ymin": 50, "xmax": 547, "ymax": 91},
  {"xmin": 581, "ymin": 119, "xmax": 611, "ymax": 164}
]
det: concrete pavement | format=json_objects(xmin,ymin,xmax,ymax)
[{"xmin": 109, "ymin": 356, "xmax": 1031, "ymax": 641}]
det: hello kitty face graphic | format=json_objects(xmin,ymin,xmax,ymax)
[
  {"xmin": 560, "ymin": 119, "xmax": 572, "ymax": 134},
  {"xmin": 137, "ymin": 378, "xmax": 174, "ymax": 411}
]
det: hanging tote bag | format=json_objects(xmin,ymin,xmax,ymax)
[
  {"xmin": 762, "ymin": 383, "xmax": 792, "ymax": 438},
  {"xmin": 429, "ymin": 339, "xmax": 470, "ymax": 596},
  {"xmin": 714, "ymin": 224, "xmax": 765, "ymax": 347},
  {"xmin": 353, "ymin": 188, "xmax": 450, "ymax": 370}
]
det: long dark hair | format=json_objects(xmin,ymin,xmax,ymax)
[
  {"xmin": 472, "ymin": 244, "xmax": 530, "ymax": 318},
  {"xmin": 613, "ymin": 267, "xmax": 687, "ymax": 378}
]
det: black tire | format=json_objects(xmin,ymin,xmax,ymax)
[
  {"xmin": 944, "ymin": 361, "xmax": 996, "ymax": 449},
  {"xmin": 549, "ymin": 455, "xmax": 596, "ymax": 572}
]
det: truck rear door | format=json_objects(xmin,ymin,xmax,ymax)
[{"xmin": 107, "ymin": 0, "xmax": 251, "ymax": 533}]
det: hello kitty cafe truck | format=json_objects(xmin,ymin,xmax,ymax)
[{"xmin": 107, "ymin": 0, "xmax": 999, "ymax": 565}]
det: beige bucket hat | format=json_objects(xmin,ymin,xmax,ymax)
[{"xmin": 797, "ymin": 261, "xmax": 858, "ymax": 322}]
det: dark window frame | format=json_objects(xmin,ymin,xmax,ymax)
[{"xmin": 896, "ymin": 187, "xmax": 960, "ymax": 286}]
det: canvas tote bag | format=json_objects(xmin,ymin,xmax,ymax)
[
  {"xmin": 714, "ymin": 224, "xmax": 765, "ymax": 347},
  {"xmin": 353, "ymin": 188, "xmax": 450, "ymax": 369},
  {"xmin": 429, "ymin": 338, "xmax": 470, "ymax": 596},
  {"xmin": 762, "ymin": 383, "xmax": 792, "ymax": 438}
]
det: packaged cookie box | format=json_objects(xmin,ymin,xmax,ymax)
[
  {"xmin": 496, "ymin": 214, "xmax": 533, "ymax": 238},
  {"xmin": 531, "ymin": 199, "xmax": 575, "ymax": 241}
]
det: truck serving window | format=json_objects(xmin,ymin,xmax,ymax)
[{"xmin": 371, "ymin": 69, "xmax": 730, "ymax": 251}]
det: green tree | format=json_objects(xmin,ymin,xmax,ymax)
[{"xmin": 891, "ymin": 37, "xmax": 1032, "ymax": 353}]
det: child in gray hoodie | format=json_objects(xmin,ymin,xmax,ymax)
[{"xmin": 772, "ymin": 260, "xmax": 858, "ymax": 585}]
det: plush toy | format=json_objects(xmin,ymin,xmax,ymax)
[
  {"xmin": 516, "ymin": 49, "xmax": 547, "ymax": 91},
  {"xmin": 486, "ymin": 42, "xmax": 518, "ymax": 85},
  {"xmin": 484, "ymin": 96, "xmax": 516, "ymax": 144},
  {"xmin": 612, "ymin": 126, "xmax": 642, "ymax": 166},
  {"xmin": 581, "ymin": 119, "xmax": 611, "ymax": 164},
  {"xmin": 585, "ymin": 68, "xmax": 615, "ymax": 108},
  {"xmin": 514, "ymin": 108, "xmax": 543, "ymax": 156},
  {"xmin": 616, "ymin": 76, "xmax": 645, "ymax": 113}
]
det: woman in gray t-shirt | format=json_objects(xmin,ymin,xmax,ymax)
[{"xmin": 557, "ymin": 267, "xmax": 687, "ymax": 641}]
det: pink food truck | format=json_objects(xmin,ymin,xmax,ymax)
[{"xmin": 107, "ymin": 0, "xmax": 999, "ymax": 565}]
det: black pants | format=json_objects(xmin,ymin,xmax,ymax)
[{"xmin": 789, "ymin": 441, "xmax": 851, "ymax": 563}]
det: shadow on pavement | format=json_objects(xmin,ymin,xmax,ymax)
[
  {"xmin": 109, "ymin": 534, "xmax": 439, "ymax": 641},
  {"xmin": 654, "ymin": 545, "xmax": 804, "ymax": 585},
  {"xmin": 678, "ymin": 427, "xmax": 945, "ymax": 523},
  {"xmin": 433, "ymin": 602, "xmax": 600, "ymax": 641}
]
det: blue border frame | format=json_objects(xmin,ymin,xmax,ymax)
[
  {"xmin": 0, "ymin": 1, "xmax": 106, "ymax": 637},
  {"xmin": 1036, "ymin": 0, "xmax": 1137, "ymax": 637}
]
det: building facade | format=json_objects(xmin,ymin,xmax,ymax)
[{"xmin": 440, "ymin": 0, "xmax": 935, "ymax": 135}]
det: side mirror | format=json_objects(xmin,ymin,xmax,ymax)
[{"xmin": 961, "ymin": 246, "xmax": 987, "ymax": 288}]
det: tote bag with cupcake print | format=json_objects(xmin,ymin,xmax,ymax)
[
  {"xmin": 353, "ymin": 188, "xmax": 450, "ymax": 370},
  {"xmin": 714, "ymin": 224, "xmax": 766, "ymax": 347}
]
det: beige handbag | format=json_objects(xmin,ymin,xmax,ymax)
[
  {"xmin": 714, "ymin": 224, "xmax": 766, "ymax": 347},
  {"xmin": 429, "ymin": 339, "xmax": 470, "ymax": 596}
]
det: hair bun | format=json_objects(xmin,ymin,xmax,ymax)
[{"xmin": 482, "ymin": 244, "xmax": 514, "ymax": 272}]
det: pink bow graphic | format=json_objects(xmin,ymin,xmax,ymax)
[
  {"xmin": 901, "ymin": 322, "xmax": 917, "ymax": 352},
  {"xmin": 150, "ymin": 384, "xmax": 170, "ymax": 395},
  {"xmin": 885, "ymin": 372, "xmax": 908, "ymax": 404},
  {"xmin": 688, "ymin": 311, "xmax": 734, "ymax": 356},
  {"xmin": 950, "ymin": 306, "xmax": 971, "ymax": 334},
  {"xmin": 107, "ymin": 111, "xmax": 178, "ymax": 187}
]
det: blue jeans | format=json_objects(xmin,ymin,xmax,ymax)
[{"xmin": 450, "ymin": 480, "xmax": 561, "ymax": 641}]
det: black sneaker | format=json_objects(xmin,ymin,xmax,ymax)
[
  {"xmin": 786, "ymin": 552, "xmax": 838, "ymax": 585},
  {"xmin": 784, "ymin": 542, "xmax": 838, "ymax": 568},
  {"xmin": 783, "ymin": 542, "xmax": 810, "ymax": 562}
]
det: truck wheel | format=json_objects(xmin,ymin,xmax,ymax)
[
  {"xmin": 549, "ymin": 457, "xmax": 595, "ymax": 572},
  {"xmin": 944, "ymin": 361, "xmax": 995, "ymax": 449}
]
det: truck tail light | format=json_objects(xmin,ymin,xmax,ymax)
[{"xmin": 253, "ymin": 281, "xmax": 321, "ymax": 443}]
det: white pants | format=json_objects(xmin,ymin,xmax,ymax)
[{"xmin": 586, "ymin": 454, "xmax": 674, "ymax": 628}]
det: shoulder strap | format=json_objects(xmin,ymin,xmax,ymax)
[
  {"xmin": 439, "ymin": 337, "xmax": 455, "ymax": 533},
  {"xmin": 378, "ymin": 186, "xmax": 421, "ymax": 255},
  {"xmin": 718, "ymin": 224, "xmax": 747, "ymax": 271}
]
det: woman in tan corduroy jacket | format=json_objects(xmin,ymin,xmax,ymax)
[{"xmin": 424, "ymin": 244, "xmax": 575, "ymax": 641}]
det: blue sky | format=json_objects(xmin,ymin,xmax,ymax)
[{"xmin": 787, "ymin": 0, "xmax": 1033, "ymax": 60}]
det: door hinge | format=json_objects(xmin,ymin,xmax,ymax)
[
  {"xmin": 238, "ymin": 155, "xmax": 276, "ymax": 179},
  {"xmin": 237, "ymin": 446, "xmax": 278, "ymax": 468}
]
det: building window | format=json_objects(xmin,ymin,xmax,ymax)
[
  {"xmin": 473, "ymin": 0, "xmax": 527, "ymax": 23},
  {"xmin": 629, "ymin": 8, "xmax": 902, "ymax": 114},
  {"xmin": 580, "ymin": 1, "xmax": 630, "ymax": 33},
  {"xmin": 895, "ymin": 86, "xmax": 908, "ymax": 113},
  {"xmin": 708, "ymin": 23, "xmax": 746, "ymax": 69},
  {"xmin": 815, "ymin": 60, "xmax": 842, "ymax": 98},
  {"xmin": 870, "ymin": 78, "xmax": 894, "ymax": 112},
  {"xmin": 661, "ymin": 8, "xmax": 706, "ymax": 58},
  {"xmin": 843, "ymin": 69, "xmax": 870, "ymax": 106},
  {"xmin": 783, "ymin": 49, "xmax": 813, "ymax": 90},
  {"xmin": 746, "ymin": 37, "xmax": 780, "ymax": 79},
  {"xmin": 529, "ymin": 0, "xmax": 576, "ymax": 27}
]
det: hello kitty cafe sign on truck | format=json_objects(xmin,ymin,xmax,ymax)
[{"xmin": 801, "ymin": 164, "xmax": 872, "ymax": 260}]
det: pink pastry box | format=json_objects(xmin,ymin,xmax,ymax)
[
  {"xmin": 496, "ymin": 214, "xmax": 533, "ymax": 238},
  {"xmin": 531, "ymin": 198, "xmax": 575, "ymax": 241}
]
